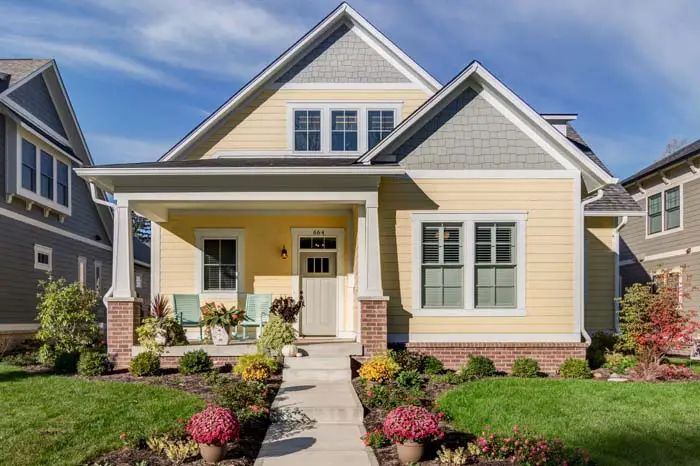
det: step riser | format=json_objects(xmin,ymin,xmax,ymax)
[
  {"xmin": 291, "ymin": 407, "xmax": 364, "ymax": 424},
  {"xmin": 284, "ymin": 369, "xmax": 350, "ymax": 382},
  {"xmin": 296, "ymin": 342, "xmax": 363, "ymax": 357},
  {"xmin": 284, "ymin": 357, "xmax": 349, "ymax": 370}
]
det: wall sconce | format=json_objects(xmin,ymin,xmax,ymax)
[{"xmin": 280, "ymin": 245, "xmax": 288, "ymax": 259}]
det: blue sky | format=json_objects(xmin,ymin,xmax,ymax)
[{"xmin": 0, "ymin": 0, "xmax": 698, "ymax": 178}]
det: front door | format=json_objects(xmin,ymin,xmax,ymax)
[{"xmin": 300, "ymin": 252, "xmax": 337, "ymax": 336}]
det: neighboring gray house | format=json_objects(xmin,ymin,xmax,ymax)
[
  {"xmin": 620, "ymin": 139, "xmax": 700, "ymax": 312},
  {"xmin": 0, "ymin": 59, "xmax": 149, "ymax": 344}
]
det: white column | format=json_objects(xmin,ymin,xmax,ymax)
[
  {"xmin": 112, "ymin": 200, "xmax": 136, "ymax": 299},
  {"xmin": 358, "ymin": 195, "xmax": 383, "ymax": 297}
]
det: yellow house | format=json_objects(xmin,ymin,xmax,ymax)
[{"xmin": 77, "ymin": 3, "xmax": 643, "ymax": 371}]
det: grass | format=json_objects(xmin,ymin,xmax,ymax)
[
  {"xmin": 0, "ymin": 363, "xmax": 205, "ymax": 466},
  {"xmin": 438, "ymin": 378, "xmax": 700, "ymax": 466},
  {"xmin": 667, "ymin": 356, "xmax": 700, "ymax": 374}
]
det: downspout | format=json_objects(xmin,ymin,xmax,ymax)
[
  {"xmin": 90, "ymin": 182, "xmax": 116, "ymax": 308},
  {"xmin": 613, "ymin": 216, "xmax": 629, "ymax": 333},
  {"xmin": 579, "ymin": 188, "xmax": 604, "ymax": 344}
]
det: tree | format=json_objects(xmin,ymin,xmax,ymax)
[
  {"xmin": 131, "ymin": 212, "xmax": 151, "ymax": 244},
  {"xmin": 661, "ymin": 138, "xmax": 689, "ymax": 157}
]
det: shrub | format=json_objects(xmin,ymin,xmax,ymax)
[
  {"xmin": 1, "ymin": 350, "xmax": 39, "ymax": 366},
  {"xmin": 658, "ymin": 363, "xmax": 695, "ymax": 380},
  {"xmin": 241, "ymin": 360, "xmax": 272, "ymax": 383},
  {"xmin": 361, "ymin": 427, "xmax": 389, "ymax": 448},
  {"xmin": 559, "ymin": 358, "xmax": 591, "ymax": 379},
  {"xmin": 389, "ymin": 349, "xmax": 425, "ymax": 372},
  {"xmin": 383, "ymin": 406, "xmax": 443, "ymax": 444},
  {"xmin": 233, "ymin": 353, "xmax": 279, "ymax": 376},
  {"xmin": 179, "ymin": 349, "xmax": 213, "ymax": 375},
  {"xmin": 137, "ymin": 317, "xmax": 188, "ymax": 353},
  {"xmin": 269, "ymin": 294, "xmax": 304, "ymax": 323},
  {"xmin": 35, "ymin": 277, "xmax": 99, "ymax": 356},
  {"xmin": 77, "ymin": 350, "xmax": 111, "ymax": 376},
  {"xmin": 257, "ymin": 314, "xmax": 296, "ymax": 356},
  {"xmin": 129, "ymin": 351, "xmax": 161, "ymax": 376},
  {"xmin": 511, "ymin": 358, "xmax": 540, "ymax": 378},
  {"xmin": 461, "ymin": 355, "xmax": 496, "ymax": 378},
  {"xmin": 437, "ymin": 446, "xmax": 469, "ymax": 465},
  {"xmin": 363, "ymin": 382, "xmax": 425, "ymax": 409},
  {"xmin": 468, "ymin": 425, "xmax": 591, "ymax": 465},
  {"xmin": 586, "ymin": 331, "xmax": 618, "ymax": 369},
  {"xmin": 213, "ymin": 379, "xmax": 269, "ymax": 425},
  {"xmin": 53, "ymin": 351, "xmax": 80, "ymax": 374},
  {"xmin": 359, "ymin": 352, "xmax": 400, "ymax": 383},
  {"xmin": 37, "ymin": 344, "xmax": 57, "ymax": 367},
  {"xmin": 396, "ymin": 369, "xmax": 423, "ymax": 389},
  {"xmin": 422, "ymin": 355, "xmax": 445, "ymax": 375},
  {"xmin": 186, "ymin": 404, "xmax": 240, "ymax": 445},
  {"xmin": 603, "ymin": 352, "xmax": 637, "ymax": 375},
  {"xmin": 146, "ymin": 435, "xmax": 198, "ymax": 463}
]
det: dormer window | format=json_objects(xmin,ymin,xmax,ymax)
[
  {"xmin": 57, "ymin": 161, "xmax": 69, "ymax": 207},
  {"xmin": 40, "ymin": 151, "xmax": 54, "ymax": 199},
  {"xmin": 21, "ymin": 140, "xmax": 37, "ymax": 192}
]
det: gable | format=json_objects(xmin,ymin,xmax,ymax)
[
  {"xmin": 394, "ymin": 87, "xmax": 563, "ymax": 170},
  {"xmin": 275, "ymin": 23, "xmax": 409, "ymax": 84},
  {"xmin": 7, "ymin": 73, "xmax": 67, "ymax": 138}
]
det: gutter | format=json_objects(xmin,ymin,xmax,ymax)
[
  {"xmin": 613, "ymin": 216, "xmax": 629, "ymax": 333},
  {"xmin": 579, "ymin": 188, "xmax": 604, "ymax": 345},
  {"xmin": 90, "ymin": 182, "xmax": 116, "ymax": 308},
  {"xmin": 74, "ymin": 166, "xmax": 406, "ymax": 177}
]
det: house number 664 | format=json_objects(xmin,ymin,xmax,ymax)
[{"xmin": 313, "ymin": 230, "xmax": 325, "ymax": 235}]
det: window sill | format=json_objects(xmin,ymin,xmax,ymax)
[
  {"xmin": 414, "ymin": 308, "xmax": 526, "ymax": 317},
  {"xmin": 15, "ymin": 187, "xmax": 71, "ymax": 216},
  {"xmin": 645, "ymin": 226, "xmax": 683, "ymax": 239}
]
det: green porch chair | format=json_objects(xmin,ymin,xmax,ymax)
[
  {"xmin": 173, "ymin": 294, "xmax": 203, "ymax": 342},
  {"xmin": 238, "ymin": 294, "xmax": 272, "ymax": 339}
]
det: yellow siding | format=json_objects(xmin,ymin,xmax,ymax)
[
  {"xmin": 585, "ymin": 217, "xmax": 616, "ymax": 330},
  {"xmin": 186, "ymin": 88, "xmax": 431, "ymax": 159},
  {"xmin": 379, "ymin": 177, "xmax": 577, "ymax": 335}
]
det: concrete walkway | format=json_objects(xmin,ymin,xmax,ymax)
[{"xmin": 254, "ymin": 355, "xmax": 376, "ymax": 465}]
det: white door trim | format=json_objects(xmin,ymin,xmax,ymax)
[{"xmin": 291, "ymin": 227, "xmax": 345, "ymax": 337}]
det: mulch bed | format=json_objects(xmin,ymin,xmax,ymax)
[{"xmin": 88, "ymin": 369, "xmax": 282, "ymax": 466}]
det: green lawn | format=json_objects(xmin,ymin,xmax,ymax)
[
  {"xmin": 0, "ymin": 364, "xmax": 205, "ymax": 466},
  {"xmin": 438, "ymin": 378, "xmax": 700, "ymax": 466}
]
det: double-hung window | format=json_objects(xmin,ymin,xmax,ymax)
[
  {"xmin": 647, "ymin": 186, "xmax": 682, "ymax": 236},
  {"xmin": 665, "ymin": 187, "xmax": 681, "ymax": 230},
  {"xmin": 331, "ymin": 110, "xmax": 358, "ymax": 152},
  {"xmin": 647, "ymin": 193, "xmax": 662, "ymax": 234},
  {"xmin": 421, "ymin": 223, "xmax": 463, "ymax": 308},
  {"xmin": 203, "ymin": 239, "xmax": 237, "ymax": 291},
  {"xmin": 294, "ymin": 110, "xmax": 321, "ymax": 152},
  {"xmin": 57, "ymin": 161, "xmax": 69, "ymax": 207},
  {"xmin": 40, "ymin": 151, "xmax": 53, "ymax": 200},
  {"xmin": 21, "ymin": 140, "xmax": 37, "ymax": 192},
  {"xmin": 475, "ymin": 223, "xmax": 517, "ymax": 308},
  {"xmin": 367, "ymin": 110, "xmax": 394, "ymax": 149}
]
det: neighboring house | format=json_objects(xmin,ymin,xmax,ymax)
[
  {"xmin": 76, "ymin": 3, "xmax": 642, "ymax": 371},
  {"xmin": 620, "ymin": 139, "xmax": 700, "ymax": 313},
  {"xmin": 0, "ymin": 59, "xmax": 149, "ymax": 345}
]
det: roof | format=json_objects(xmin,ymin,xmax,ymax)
[
  {"xmin": 583, "ymin": 183, "xmax": 643, "ymax": 214},
  {"xmin": 622, "ymin": 138, "xmax": 700, "ymax": 185},
  {"xmin": 95, "ymin": 157, "xmax": 364, "ymax": 169},
  {"xmin": 0, "ymin": 59, "xmax": 50, "ymax": 87},
  {"xmin": 564, "ymin": 124, "xmax": 613, "ymax": 176},
  {"xmin": 133, "ymin": 237, "xmax": 151, "ymax": 266}
]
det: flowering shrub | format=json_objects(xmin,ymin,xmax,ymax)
[
  {"xmin": 213, "ymin": 379, "xmax": 269, "ymax": 426},
  {"xmin": 241, "ymin": 360, "xmax": 272, "ymax": 383},
  {"xmin": 383, "ymin": 405, "xmax": 443, "ymax": 444},
  {"xmin": 468, "ymin": 425, "xmax": 591, "ymax": 465},
  {"xmin": 234, "ymin": 353, "xmax": 278, "ymax": 381},
  {"xmin": 186, "ymin": 404, "xmax": 240, "ymax": 446},
  {"xmin": 361, "ymin": 427, "xmax": 389, "ymax": 448},
  {"xmin": 359, "ymin": 352, "xmax": 400, "ymax": 383}
]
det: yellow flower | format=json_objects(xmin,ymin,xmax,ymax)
[{"xmin": 359, "ymin": 353, "xmax": 400, "ymax": 383}]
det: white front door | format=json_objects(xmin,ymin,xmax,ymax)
[{"xmin": 300, "ymin": 252, "xmax": 337, "ymax": 336}]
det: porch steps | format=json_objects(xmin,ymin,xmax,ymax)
[
  {"xmin": 295, "ymin": 341, "xmax": 363, "ymax": 357},
  {"xmin": 283, "ymin": 355, "xmax": 350, "ymax": 383}
]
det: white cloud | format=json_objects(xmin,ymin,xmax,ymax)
[{"xmin": 87, "ymin": 133, "xmax": 171, "ymax": 164}]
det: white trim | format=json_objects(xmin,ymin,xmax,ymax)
[
  {"xmin": 0, "ymin": 205, "xmax": 111, "ymax": 251},
  {"xmin": 0, "ymin": 323, "xmax": 39, "ymax": 332},
  {"xmin": 268, "ymin": 82, "xmax": 423, "ymax": 90},
  {"xmin": 134, "ymin": 259, "xmax": 150, "ymax": 268},
  {"xmin": 410, "ymin": 211, "xmax": 527, "ymax": 316},
  {"xmin": 34, "ymin": 244, "xmax": 52, "ymax": 271},
  {"xmin": 575, "ymin": 176, "xmax": 586, "ymax": 342},
  {"xmin": 194, "ymin": 228, "xmax": 246, "ymax": 296},
  {"xmin": 291, "ymin": 227, "xmax": 346, "ymax": 337},
  {"xmin": 94, "ymin": 259, "xmax": 103, "ymax": 293},
  {"xmin": 619, "ymin": 259, "xmax": 637, "ymax": 267},
  {"xmin": 159, "ymin": 3, "xmax": 439, "ymax": 162},
  {"xmin": 18, "ymin": 121, "xmax": 82, "ymax": 165},
  {"xmin": 613, "ymin": 216, "xmax": 628, "ymax": 332},
  {"xmin": 0, "ymin": 61, "xmax": 53, "ymax": 98},
  {"xmin": 78, "ymin": 256, "xmax": 87, "ymax": 285},
  {"xmin": 150, "ymin": 223, "xmax": 161, "ymax": 298},
  {"xmin": 639, "ymin": 245, "xmax": 700, "ymax": 263},
  {"xmin": 644, "ymin": 183, "xmax": 684, "ymax": 239},
  {"xmin": 584, "ymin": 210, "xmax": 644, "ymax": 217},
  {"xmin": 215, "ymin": 150, "xmax": 357, "ymax": 159},
  {"xmin": 1, "ymin": 97, "xmax": 71, "ymax": 147},
  {"xmin": 115, "ymin": 191, "xmax": 379, "ymax": 204},
  {"xmin": 406, "ymin": 169, "xmax": 579, "ymax": 179},
  {"xmin": 388, "ymin": 332, "xmax": 582, "ymax": 343}
]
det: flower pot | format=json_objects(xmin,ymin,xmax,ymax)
[
  {"xmin": 211, "ymin": 325, "xmax": 230, "ymax": 346},
  {"xmin": 282, "ymin": 344, "xmax": 298, "ymax": 357},
  {"xmin": 199, "ymin": 442, "xmax": 226, "ymax": 464},
  {"xmin": 154, "ymin": 328, "xmax": 167, "ymax": 346},
  {"xmin": 396, "ymin": 441, "xmax": 424, "ymax": 464}
]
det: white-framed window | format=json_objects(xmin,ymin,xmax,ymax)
[
  {"xmin": 653, "ymin": 267, "xmax": 683, "ymax": 304},
  {"xmin": 646, "ymin": 185, "xmax": 682, "ymax": 237},
  {"xmin": 21, "ymin": 139, "xmax": 37, "ymax": 192},
  {"xmin": 411, "ymin": 212, "xmax": 527, "ymax": 316},
  {"xmin": 16, "ymin": 135, "xmax": 72, "ymax": 215},
  {"xmin": 78, "ymin": 256, "xmax": 87, "ymax": 286},
  {"xmin": 194, "ymin": 229, "xmax": 245, "ymax": 295},
  {"xmin": 34, "ymin": 244, "xmax": 52, "ymax": 272},
  {"xmin": 94, "ymin": 260, "xmax": 103, "ymax": 293},
  {"xmin": 287, "ymin": 103, "xmax": 400, "ymax": 155},
  {"xmin": 135, "ymin": 273, "xmax": 143, "ymax": 289}
]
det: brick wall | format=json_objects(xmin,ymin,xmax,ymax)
[
  {"xmin": 360, "ymin": 298, "xmax": 388, "ymax": 357},
  {"xmin": 106, "ymin": 298, "xmax": 142, "ymax": 369},
  {"xmin": 406, "ymin": 342, "xmax": 587, "ymax": 375}
]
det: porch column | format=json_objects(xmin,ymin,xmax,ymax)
[
  {"xmin": 358, "ymin": 196, "xmax": 383, "ymax": 297},
  {"xmin": 112, "ymin": 201, "xmax": 135, "ymax": 299}
]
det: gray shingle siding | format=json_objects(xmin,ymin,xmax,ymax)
[
  {"xmin": 394, "ymin": 87, "xmax": 563, "ymax": 170},
  {"xmin": 7, "ymin": 74, "xmax": 67, "ymax": 138},
  {"xmin": 0, "ymin": 113, "xmax": 5, "ymax": 195},
  {"xmin": 0, "ymin": 214, "xmax": 112, "ymax": 325},
  {"xmin": 275, "ymin": 23, "xmax": 409, "ymax": 84}
]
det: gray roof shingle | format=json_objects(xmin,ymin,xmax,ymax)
[
  {"xmin": 0, "ymin": 59, "xmax": 50, "ymax": 88},
  {"xmin": 622, "ymin": 138, "xmax": 700, "ymax": 185},
  {"xmin": 583, "ymin": 183, "xmax": 643, "ymax": 213}
]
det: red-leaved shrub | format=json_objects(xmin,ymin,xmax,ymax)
[
  {"xmin": 186, "ymin": 404, "xmax": 240, "ymax": 445},
  {"xmin": 659, "ymin": 364, "xmax": 695, "ymax": 380},
  {"xmin": 468, "ymin": 425, "xmax": 591, "ymax": 465},
  {"xmin": 383, "ymin": 405, "xmax": 443, "ymax": 444}
]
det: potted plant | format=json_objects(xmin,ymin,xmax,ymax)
[
  {"xmin": 257, "ymin": 314, "xmax": 296, "ymax": 357},
  {"xmin": 186, "ymin": 404, "xmax": 240, "ymax": 464},
  {"xmin": 200, "ymin": 303, "xmax": 245, "ymax": 346},
  {"xmin": 269, "ymin": 293, "xmax": 304, "ymax": 357},
  {"xmin": 136, "ymin": 295, "xmax": 189, "ymax": 353},
  {"xmin": 383, "ymin": 405, "xmax": 443, "ymax": 464},
  {"xmin": 150, "ymin": 294, "xmax": 171, "ymax": 345}
]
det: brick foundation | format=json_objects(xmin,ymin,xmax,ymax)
[
  {"xmin": 160, "ymin": 356, "xmax": 240, "ymax": 369},
  {"xmin": 107, "ymin": 298, "xmax": 143, "ymax": 369},
  {"xmin": 405, "ymin": 342, "xmax": 587, "ymax": 375},
  {"xmin": 360, "ymin": 297, "xmax": 389, "ymax": 357}
]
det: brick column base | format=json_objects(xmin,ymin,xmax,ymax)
[
  {"xmin": 107, "ymin": 298, "xmax": 142, "ymax": 369},
  {"xmin": 405, "ymin": 342, "xmax": 587, "ymax": 375},
  {"xmin": 360, "ymin": 297, "xmax": 389, "ymax": 358}
]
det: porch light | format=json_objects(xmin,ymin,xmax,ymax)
[{"xmin": 281, "ymin": 245, "xmax": 288, "ymax": 259}]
